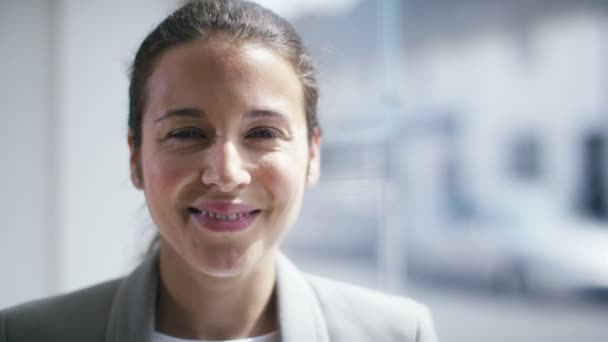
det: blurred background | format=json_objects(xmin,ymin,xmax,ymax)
[{"xmin": 1, "ymin": 0, "xmax": 607, "ymax": 341}]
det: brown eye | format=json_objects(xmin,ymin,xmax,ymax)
[
  {"xmin": 169, "ymin": 128, "xmax": 207, "ymax": 140},
  {"xmin": 246, "ymin": 128, "xmax": 281, "ymax": 140}
]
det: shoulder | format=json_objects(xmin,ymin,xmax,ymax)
[
  {"xmin": 305, "ymin": 274, "xmax": 438, "ymax": 341},
  {"xmin": 0, "ymin": 278, "xmax": 121, "ymax": 342}
]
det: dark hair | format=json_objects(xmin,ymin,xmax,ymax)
[{"xmin": 128, "ymin": 0, "xmax": 320, "ymax": 151}]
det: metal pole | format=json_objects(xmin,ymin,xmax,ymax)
[{"xmin": 376, "ymin": 0, "xmax": 405, "ymax": 293}]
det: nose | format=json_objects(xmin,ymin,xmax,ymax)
[{"xmin": 201, "ymin": 139, "xmax": 251, "ymax": 192}]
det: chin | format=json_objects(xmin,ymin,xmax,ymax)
[{"xmin": 193, "ymin": 239, "xmax": 272, "ymax": 279}]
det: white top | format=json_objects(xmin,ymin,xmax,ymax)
[{"xmin": 151, "ymin": 331, "xmax": 280, "ymax": 342}]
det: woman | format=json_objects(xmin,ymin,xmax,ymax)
[{"xmin": 0, "ymin": 1, "xmax": 438, "ymax": 341}]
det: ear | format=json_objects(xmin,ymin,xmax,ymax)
[
  {"xmin": 128, "ymin": 131, "xmax": 143, "ymax": 190},
  {"xmin": 306, "ymin": 127, "xmax": 322, "ymax": 187}
]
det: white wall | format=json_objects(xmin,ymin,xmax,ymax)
[{"xmin": 0, "ymin": 0, "xmax": 54, "ymax": 308}]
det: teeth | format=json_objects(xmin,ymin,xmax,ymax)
[{"xmin": 199, "ymin": 211, "xmax": 249, "ymax": 221}]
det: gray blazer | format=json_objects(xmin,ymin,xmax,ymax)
[{"xmin": 0, "ymin": 253, "xmax": 438, "ymax": 342}]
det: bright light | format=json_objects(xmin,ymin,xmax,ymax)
[{"xmin": 253, "ymin": 0, "xmax": 359, "ymax": 18}]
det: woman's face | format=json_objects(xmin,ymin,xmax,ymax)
[{"xmin": 130, "ymin": 39, "xmax": 320, "ymax": 278}]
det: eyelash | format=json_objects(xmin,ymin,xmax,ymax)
[
  {"xmin": 166, "ymin": 127, "xmax": 285, "ymax": 142},
  {"xmin": 246, "ymin": 128, "xmax": 282, "ymax": 140},
  {"xmin": 168, "ymin": 128, "xmax": 207, "ymax": 140}
]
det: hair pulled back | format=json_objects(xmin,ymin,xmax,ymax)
[{"xmin": 128, "ymin": 0, "xmax": 319, "ymax": 150}]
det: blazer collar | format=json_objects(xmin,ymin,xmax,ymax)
[
  {"xmin": 105, "ymin": 252, "xmax": 158, "ymax": 342},
  {"xmin": 105, "ymin": 252, "xmax": 330, "ymax": 342},
  {"xmin": 276, "ymin": 254, "xmax": 330, "ymax": 342}
]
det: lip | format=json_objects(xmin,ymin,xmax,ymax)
[{"xmin": 189, "ymin": 201, "xmax": 260, "ymax": 233}]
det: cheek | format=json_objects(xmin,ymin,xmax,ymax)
[
  {"xmin": 141, "ymin": 151, "xmax": 198, "ymax": 204},
  {"xmin": 257, "ymin": 150, "xmax": 308, "ymax": 213}
]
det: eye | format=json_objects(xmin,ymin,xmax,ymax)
[
  {"xmin": 168, "ymin": 128, "xmax": 207, "ymax": 140},
  {"xmin": 246, "ymin": 127, "xmax": 282, "ymax": 140}
]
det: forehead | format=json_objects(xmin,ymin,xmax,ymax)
[{"xmin": 144, "ymin": 39, "xmax": 304, "ymax": 119}]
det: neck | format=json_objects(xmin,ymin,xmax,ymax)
[{"xmin": 155, "ymin": 244, "xmax": 278, "ymax": 340}]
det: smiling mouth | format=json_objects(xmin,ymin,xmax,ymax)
[{"xmin": 188, "ymin": 207, "xmax": 261, "ymax": 221}]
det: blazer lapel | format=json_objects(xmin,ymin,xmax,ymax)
[
  {"xmin": 105, "ymin": 253, "xmax": 158, "ymax": 342},
  {"xmin": 104, "ymin": 252, "xmax": 330, "ymax": 342},
  {"xmin": 276, "ymin": 254, "xmax": 330, "ymax": 342}
]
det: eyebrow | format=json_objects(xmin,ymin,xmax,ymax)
[
  {"xmin": 155, "ymin": 108, "xmax": 290, "ymax": 125},
  {"xmin": 244, "ymin": 110, "xmax": 290, "ymax": 126},
  {"xmin": 156, "ymin": 108, "xmax": 206, "ymax": 123}
]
